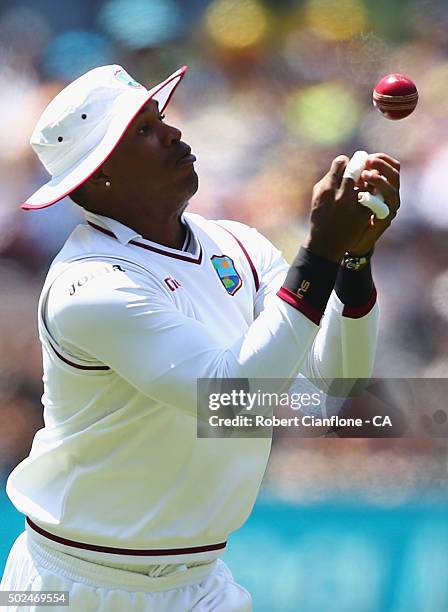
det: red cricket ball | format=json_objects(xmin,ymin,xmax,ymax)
[{"xmin": 373, "ymin": 73, "xmax": 418, "ymax": 120}]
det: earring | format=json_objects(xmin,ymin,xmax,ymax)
[{"xmin": 105, "ymin": 180, "xmax": 111, "ymax": 189}]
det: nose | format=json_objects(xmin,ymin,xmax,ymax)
[{"xmin": 163, "ymin": 122, "xmax": 181, "ymax": 146}]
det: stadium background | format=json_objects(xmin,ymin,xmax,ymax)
[{"xmin": 0, "ymin": 0, "xmax": 447, "ymax": 609}]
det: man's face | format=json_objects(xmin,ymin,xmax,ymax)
[{"xmin": 102, "ymin": 99, "xmax": 198, "ymax": 208}]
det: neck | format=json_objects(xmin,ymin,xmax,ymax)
[
  {"xmin": 95, "ymin": 203, "xmax": 188, "ymax": 250},
  {"xmin": 130, "ymin": 214, "xmax": 186, "ymax": 250}
]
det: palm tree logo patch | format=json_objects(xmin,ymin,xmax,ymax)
[{"xmin": 211, "ymin": 255, "xmax": 242, "ymax": 296}]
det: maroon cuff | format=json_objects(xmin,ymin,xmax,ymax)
[
  {"xmin": 277, "ymin": 286, "xmax": 323, "ymax": 325},
  {"xmin": 342, "ymin": 286, "xmax": 377, "ymax": 319}
]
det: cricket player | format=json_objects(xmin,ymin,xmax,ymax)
[{"xmin": 1, "ymin": 65, "xmax": 400, "ymax": 611}]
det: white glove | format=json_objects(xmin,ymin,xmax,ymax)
[{"xmin": 343, "ymin": 150, "xmax": 390, "ymax": 220}]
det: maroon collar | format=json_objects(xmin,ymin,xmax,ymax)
[{"xmin": 86, "ymin": 220, "xmax": 203, "ymax": 265}]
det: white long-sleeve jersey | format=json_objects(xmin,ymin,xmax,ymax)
[{"xmin": 7, "ymin": 210, "xmax": 378, "ymax": 565}]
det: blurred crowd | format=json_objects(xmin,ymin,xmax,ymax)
[{"xmin": 0, "ymin": 0, "xmax": 447, "ymax": 499}]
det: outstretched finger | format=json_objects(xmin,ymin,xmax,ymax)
[
  {"xmin": 339, "ymin": 170, "xmax": 360, "ymax": 199},
  {"xmin": 325, "ymin": 155, "xmax": 349, "ymax": 190}
]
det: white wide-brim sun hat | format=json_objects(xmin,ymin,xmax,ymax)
[{"xmin": 22, "ymin": 65, "xmax": 188, "ymax": 210}]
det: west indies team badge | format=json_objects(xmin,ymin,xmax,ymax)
[{"xmin": 211, "ymin": 255, "xmax": 242, "ymax": 295}]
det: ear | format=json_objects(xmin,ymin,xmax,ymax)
[{"xmin": 87, "ymin": 166, "xmax": 110, "ymax": 187}]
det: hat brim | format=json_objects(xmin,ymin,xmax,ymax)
[{"xmin": 21, "ymin": 65, "xmax": 188, "ymax": 210}]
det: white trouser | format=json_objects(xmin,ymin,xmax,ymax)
[{"xmin": 0, "ymin": 532, "xmax": 252, "ymax": 611}]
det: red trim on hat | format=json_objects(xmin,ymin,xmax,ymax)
[
  {"xmin": 26, "ymin": 517, "xmax": 227, "ymax": 556},
  {"xmin": 87, "ymin": 220, "xmax": 203, "ymax": 265},
  {"xmin": 21, "ymin": 66, "xmax": 188, "ymax": 211}
]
